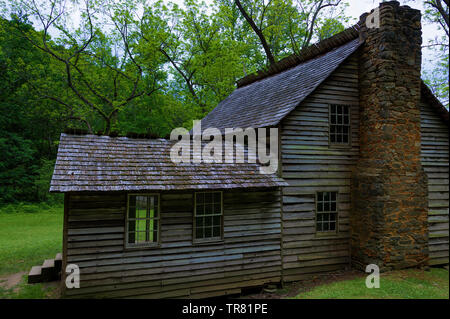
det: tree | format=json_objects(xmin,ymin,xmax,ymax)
[
  {"xmin": 8, "ymin": 0, "xmax": 165, "ymax": 134},
  {"xmin": 422, "ymin": 0, "xmax": 449, "ymax": 107},
  {"xmin": 233, "ymin": 0, "xmax": 347, "ymax": 65}
]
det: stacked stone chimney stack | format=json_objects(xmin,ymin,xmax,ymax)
[{"xmin": 351, "ymin": 1, "xmax": 429, "ymax": 270}]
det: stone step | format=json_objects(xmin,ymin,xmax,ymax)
[
  {"xmin": 28, "ymin": 266, "xmax": 42, "ymax": 284},
  {"xmin": 54, "ymin": 253, "xmax": 62, "ymax": 273},
  {"xmin": 41, "ymin": 259, "xmax": 58, "ymax": 282}
]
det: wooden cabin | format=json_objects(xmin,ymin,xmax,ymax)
[{"xmin": 49, "ymin": 1, "xmax": 449, "ymax": 298}]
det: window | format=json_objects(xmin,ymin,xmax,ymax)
[
  {"xmin": 194, "ymin": 192, "xmax": 222, "ymax": 241},
  {"xmin": 316, "ymin": 191, "xmax": 338, "ymax": 233},
  {"xmin": 126, "ymin": 194, "xmax": 160, "ymax": 247},
  {"xmin": 330, "ymin": 104, "xmax": 350, "ymax": 145}
]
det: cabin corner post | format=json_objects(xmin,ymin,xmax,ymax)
[
  {"xmin": 351, "ymin": 1, "xmax": 429, "ymax": 271},
  {"xmin": 60, "ymin": 192, "xmax": 69, "ymax": 296}
]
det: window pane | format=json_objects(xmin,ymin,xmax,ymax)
[
  {"xmin": 205, "ymin": 203, "xmax": 213, "ymax": 215},
  {"xmin": 128, "ymin": 230, "xmax": 135, "ymax": 244},
  {"xmin": 317, "ymin": 202, "xmax": 323, "ymax": 212},
  {"xmin": 205, "ymin": 227, "xmax": 212, "ymax": 238},
  {"xmin": 330, "ymin": 222, "xmax": 336, "ymax": 231},
  {"xmin": 196, "ymin": 204, "xmax": 204, "ymax": 215},
  {"xmin": 214, "ymin": 192, "xmax": 221, "ymax": 204},
  {"xmin": 331, "ymin": 202, "xmax": 337, "ymax": 211},
  {"xmin": 138, "ymin": 231, "xmax": 148, "ymax": 243},
  {"xmin": 213, "ymin": 226, "xmax": 220, "ymax": 237},
  {"xmin": 317, "ymin": 223, "xmax": 323, "ymax": 232},
  {"xmin": 197, "ymin": 216, "xmax": 204, "ymax": 227},
  {"xmin": 317, "ymin": 214, "xmax": 323, "ymax": 222},
  {"xmin": 205, "ymin": 216, "xmax": 213, "ymax": 227},
  {"xmin": 213, "ymin": 216, "xmax": 220, "ymax": 226},
  {"xmin": 205, "ymin": 192, "xmax": 213, "ymax": 204},
  {"xmin": 196, "ymin": 193, "xmax": 204, "ymax": 205},
  {"xmin": 323, "ymin": 222, "xmax": 329, "ymax": 231},
  {"xmin": 196, "ymin": 227, "xmax": 203, "ymax": 239}
]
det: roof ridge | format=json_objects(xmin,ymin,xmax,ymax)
[{"xmin": 236, "ymin": 23, "xmax": 362, "ymax": 88}]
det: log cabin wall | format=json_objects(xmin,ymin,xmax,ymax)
[
  {"xmin": 62, "ymin": 188, "xmax": 282, "ymax": 298},
  {"xmin": 279, "ymin": 54, "xmax": 359, "ymax": 282},
  {"xmin": 420, "ymin": 100, "xmax": 449, "ymax": 266}
]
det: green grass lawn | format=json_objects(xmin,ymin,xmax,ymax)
[
  {"xmin": 0, "ymin": 203, "xmax": 63, "ymax": 275},
  {"xmin": 0, "ymin": 276, "xmax": 59, "ymax": 299},
  {"xmin": 295, "ymin": 268, "xmax": 449, "ymax": 299}
]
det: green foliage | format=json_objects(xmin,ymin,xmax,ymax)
[
  {"xmin": 421, "ymin": 0, "xmax": 449, "ymax": 107},
  {"xmin": 34, "ymin": 159, "xmax": 63, "ymax": 204},
  {"xmin": 0, "ymin": 0, "xmax": 351, "ymax": 203}
]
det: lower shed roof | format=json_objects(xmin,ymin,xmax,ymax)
[{"xmin": 50, "ymin": 133, "xmax": 287, "ymax": 192}]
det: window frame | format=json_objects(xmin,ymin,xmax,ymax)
[
  {"xmin": 125, "ymin": 193, "xmax": 161, "ymax": 249},
  {"xmin": 328, "ymin": 103, "xmax": 351, "ymax": 147},
  {"xmin": 315, "ymin": 191, "xmax": 339, "ymax": 237},
  {"xmin": 193, "ymin": 191, "xmax": 224, "ymax": 244}
]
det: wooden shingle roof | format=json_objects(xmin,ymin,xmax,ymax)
[
  {"xmin": 50, "ymin": 133, "xmax": 287, "ymax": 192},
  {"xmin": 201, "ymin": 36, "xmax": 362, "ymax": 132}
]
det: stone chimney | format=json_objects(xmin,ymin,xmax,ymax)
[{"xmin": 351, "ymin": 1, "xmax": 428, "ymax": 271}]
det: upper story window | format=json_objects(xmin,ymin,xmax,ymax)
[
  {"xmin": 126, "ymin": 194, "xmax": 160, "ymax": 247},
  {"xmin": 330, "ymin": 104, "xmax": 350, "ymax": 145},
  {"xmin": 194, "ymin": 192, "xmax": 222, "ymax": 242},
  {"xmin": 316, "ymin": 191, "xmax": 338, "ymax": 234}
]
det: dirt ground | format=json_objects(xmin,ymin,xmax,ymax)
[
  {"xmin": 239, "ymin": 269, "xmax": 365, "ymax": 299},
  {"xmin": 0, "ymin": 271, "xmax": 27, "ymax": 292},
  {"xmin": 0, "ymin": 271, "xmax": 61, "ymax": 298}
]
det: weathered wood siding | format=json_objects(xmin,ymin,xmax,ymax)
[
  {"xmin": 63, "ymin": 188, "xmax": 282, "ymax": 298},
  {"xmin": 420, "ymin": 100, "xmax": 449, "ymax": 266},
  {"xmin": 279, "ymin": 55, "xmax": 359, "ymax": 281}
]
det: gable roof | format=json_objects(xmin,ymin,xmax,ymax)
[
  {"xmin": 201, "ymin": 32, "xmax": 362, "ymax": 132},
  {"xmin": 50, "ymin": 133, "xmax": 287, "ymax": 192}
]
